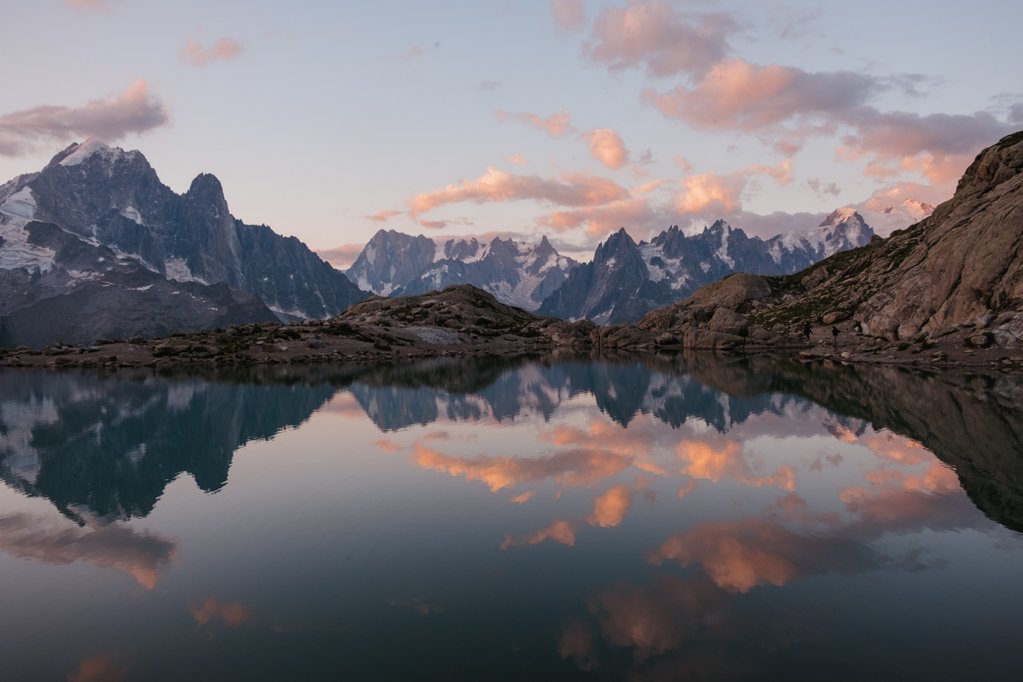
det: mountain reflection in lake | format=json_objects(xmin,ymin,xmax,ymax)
[{"xmin": 1, "ymin": 356, "xmax": 1022, "ymax": 681}]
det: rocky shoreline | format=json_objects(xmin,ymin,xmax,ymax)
[{"xmin": 2, "ymin": 283, "xmax": 1022, "ymax": 373}]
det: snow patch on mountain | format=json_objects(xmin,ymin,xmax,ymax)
[
  {"xmin": 120, "ymin": 205, "xmax": 144, "ymax": 225},
  {"xmin": 0, "ymin": 186, "xmax": 56, "ymax": 273},
  {"xmin": 1, "ymin": 187, "xmax": 36, "ymax": 219},
  {"xmin": 59, "ymin": 139, "xmax": 124, "ymax": 167},
  {"xmin": 164, "ymin": 257, "xmax": 208, "ymax": 284},
  {"xmin": 714, "ymin": 221, "xmax": 735, "ymax": 268}
]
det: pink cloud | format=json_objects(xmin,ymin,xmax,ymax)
[
  {"xmin": 586, "ymin": 1, "xmax": 736, "ymax": 78},
  {"xmin": 673, "ymin": 155, "xmax": 693, "ymax": 172},
  {"xmin": 539, "ymin": 197, "xmax": 659, "ymax": 237},
  {"xmin": 805, "ymin": 178, "xmax": 841, "ymax": 197},
  {"xmin": 844, "ymin": 109, "xmax": 1010, "ymax": 161},
  {"xmin": 0, "ymin": 80, "xmax": 168, "ymax": 156},
  {"xmin": 366, "ymin": 209, "xmax": 402, "ymax": 223},
  {"xmin": 409, "ymin": 167, "xmax": 629, "ymax": 215},
  {"xmin": 649, "ymin": 518, "xmax": 872, "ymax": 593},
  {"xmin": 506, "ymin": 154, "xmax": 529, "ymax": 166},
  {"xmin": 68, "ymin": 655, "xmax": 128, "ymax": 682},
  {"xmin": 637, "ymin": 49, "xmax": 1011, "ymax": 188},
  {"xmin": 551, "ymin": 0, "xmax": 585, "ymax": 31},
  {"xmin": 632, "ymin": 179, "xmax": 663, "ymax": 194},
  {"xmin": 372, "ymin": 438, "xmax": 404, "ymax": 453},
  {"xmin": 418, "ymin": 219, "xmax": 449, "ymax": 229},
  {"xmin": 836, "ymin": 109, "xmax": 1013, "ymax": 185},
  {"xmin": 675, "ymin": 439, "xmax": 797, "ymax": 491},
  {"xmin": 588, "ymin": 485, "xmax": 633, "ymax": 527},
  {"xmin": 673, "ymin": 159, "xmax": 792, "ymax": 217},
  {"xmin": 643, "ymin": 59, "xmax": 876, "ymax": 132},
  {"xmin": 582, "ymin": 128, "xmax": 630, "ymax": 169},
  {"xmin": 496, "ymin": 109, "xmax": 574, "ymax": 137},
  {"xmin": 412, "ymin": 442, "xmax": 632, "ymax": 491},
  {"xmin": 316, "ymin": 242, "xmax": 364, "ymax": 270},
  {"xmin": 180, "ymin": 37, "xmax": 244, "ymax": 67},
  {"xmin": 675, "ymin": 173, "xmax": 743, "ymax": 215},
  {"xmin": 0, "ymin": 513, "xmax": 176, "ymax": 589},
  {"xmin": 191, "ymin": 598, "xmax": 250, "ymax": 628},
  {"xmin": 853, "ymin": 181, "xmax": 942, "ymax": 235},
  {"xmin": 501, "ymin": 519, "xmax": 577, "ymax": 549}
]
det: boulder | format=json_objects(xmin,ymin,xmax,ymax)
[
  {"xmin": 821, "ymin": 310, "xmax": 850, "ymax": 325},
  {"xmin": 708, "ymin": 308, "xmax": 749, "ymax": 336}
]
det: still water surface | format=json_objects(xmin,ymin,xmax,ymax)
[{"xmin": 1, "ymin": 355, "xmax": 1022, "ymax": 680}]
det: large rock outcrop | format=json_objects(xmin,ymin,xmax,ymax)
[{"xmin": 750, "ymin": 131, "xmax": 1023, "ymax": 345}]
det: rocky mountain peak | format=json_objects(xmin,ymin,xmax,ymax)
[
  {"xmin": 46, "ymin": 138, "xmax": 144, "ymax": 171},
  {"xmin": 821, "ymin": 207, "xmax": 863, "ymax": 228},
  {"xmin": 953, "ymin": 130, "xmax": 1023, "ymax": 201},
  {"xmin": 596, "ymin": 227, "xmax": 637, "ymax": 260},
  {"xmin": 651, "ymin": 224, "xmax": 686, "ymax": 251},
  {"xmin": 705, "ymin": 219, "xmax": 733, "ymax": 234},
  {"xmin": 186, "ymin": 172, "xmax": 226, "ymax": 201}
]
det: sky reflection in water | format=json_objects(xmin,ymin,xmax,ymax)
[{"xmin": 0, "ymin": 356, "xmax": 1022, "ymax": 681}]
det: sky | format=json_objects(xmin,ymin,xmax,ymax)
[{"xmin": 1, "ymin": 0, "xmax": 1021, "ymax": 265}]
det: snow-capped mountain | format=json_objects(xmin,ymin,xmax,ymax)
[
  {"xmin": 766, "ymin": 207, "xmax": 874, "ymax": 267},
  {"xmin": 539, "ymin": 210, "xmax": 875, "ymax": 324},
  {"xmin": 346, "ymin": 230, "xmax": 577, "ymax": 310},
  {"xmin": 0, "ymin": 140, "xmax": 367, "ymax": 346}
]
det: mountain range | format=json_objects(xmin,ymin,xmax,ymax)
[
  {"xmin": 0, "ymin": 139, "xmax": 883, "ymax": 346},
  {"xmin": 537, "ymin": 209, "xmax": 874, "ymax": 324},
  {"xmin": 634, "ymin": 130, "xmax": 1023, "ymax": 354},
  {"xmin": 347, "ymin": 209, "xmax": 875, "ymax": 324},
  {"xmin": 0, "ymin": 139, "xmax": 367, "ymax": 346},
  {"xmin": 345, "ymin": 230, "xmax": 576, "ymax": 310}
]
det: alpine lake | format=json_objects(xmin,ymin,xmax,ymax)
[{"xmin": 1, "ymin": 353, "xmax": 1022, "ymax": 681}]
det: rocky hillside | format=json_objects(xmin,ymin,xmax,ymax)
[
  {"xmin": 0, "ymin": 140, "xmax": 367, "ymax": 346},
  {"xmin": 639, "ymin": 131, "xmax": 1023, "ymax": 354},
  {"xmin": 345, "ymin": 229, "xmax": 576, "ymax": 310},
  {"xmin": 0, "ymin": 285, "xmax": 599, "ymax": 369},
  {"xmin": 752, "ymin": 131, "xmax": 1023, "ymax": 343},
  {"xmin": 538, "ymin": 211, "xmax": 874, "ymax": 324}
]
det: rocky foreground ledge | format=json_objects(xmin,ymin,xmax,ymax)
[{"xmin": 2, "ymin": 283, "xmax": 1022, "ymax": 372}]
